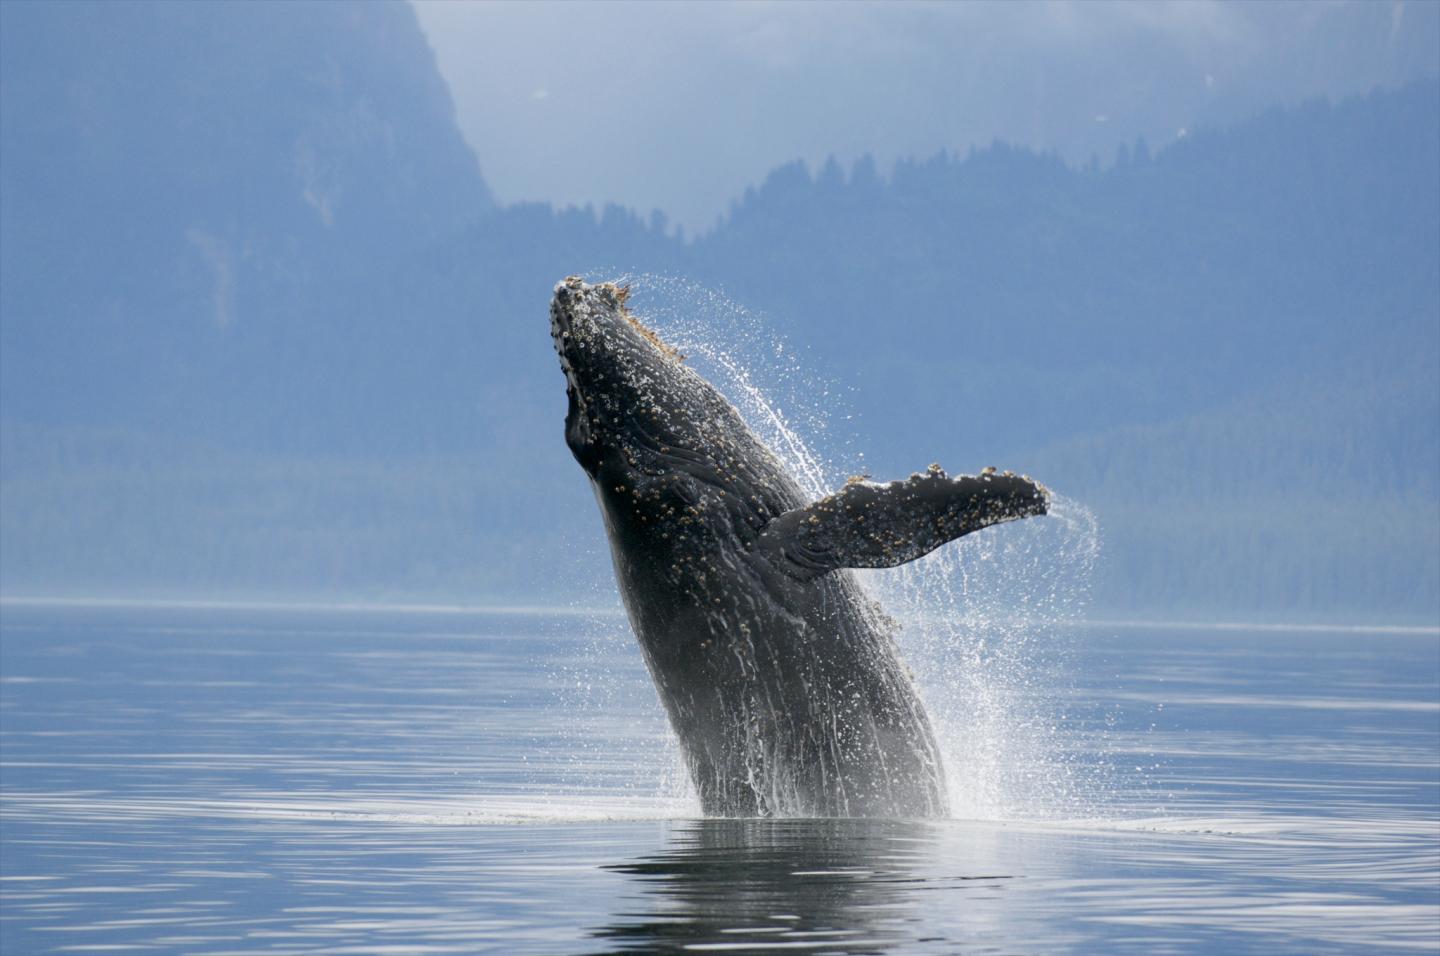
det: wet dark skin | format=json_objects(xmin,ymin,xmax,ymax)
[{"xmin": 552, "ymin": 277, "xmax": 1048, "ymax": 817}]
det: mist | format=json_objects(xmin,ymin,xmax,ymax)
[
  {"xmin": 4, "ymin": 6, "xmax": 1438, "ymax": 951},
  {"xmin": 1, "ymin": 0, "xmax": 1436, "ymax": 622},
  {"xmin": 414, "ymin": 0, "xmax": 1439, "ymax": 231}
]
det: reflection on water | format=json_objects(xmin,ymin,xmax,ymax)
[
  {"xmin": 1, "ymin": 602, "xmax": 1436, "ymax": 954},
  {"xmin": 591, "ymin": 818, "xmax": 987, "ymax": 954}
]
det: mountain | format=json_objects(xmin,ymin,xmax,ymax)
[
  {"xmin": 687, "ymin": 85, "xmax": 1440, "ymax": 462},
  {"xmin": 1, "ymin": 0, "xmax": 1435, "ymax": 620},
  {"xmin": 0, "ymin": 0, "xmax": 492, "ymax": 451}
]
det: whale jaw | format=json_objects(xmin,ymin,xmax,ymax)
[{"xmin": 549, "ymin": 277, "xmax": 690, "ymax": 471}]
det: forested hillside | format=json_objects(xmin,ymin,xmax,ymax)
[
  {"xmin": 0, "ymin": 0, "xmax": 491, "ymax": 450},
  {"xmin": 1, "ymin": 1, "xmax": 1434, "ymax": 620}
]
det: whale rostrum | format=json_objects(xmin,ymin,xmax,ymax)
[{"xmin": 551, "ymin": 276, "xmax": 1049, "ymax": 817}]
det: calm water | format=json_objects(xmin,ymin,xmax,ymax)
[{"xmin": 1, "ymin": 601, "xmax": 1436, "ymax": 954}]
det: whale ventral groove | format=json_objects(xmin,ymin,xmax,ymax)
[{"xmin": 550, "ymin": 277, "xmax": 1049, "ymax": 818}]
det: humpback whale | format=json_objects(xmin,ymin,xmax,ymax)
[{"xmin": 551, "ymin": 277, "xmax": 1048, "ymax": 817}]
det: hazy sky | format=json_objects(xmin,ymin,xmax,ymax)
[{"xmin": 418, "ymin": 0, "xmax": 1436, "ymax": 232}]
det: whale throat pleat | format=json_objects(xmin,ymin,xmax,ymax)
[{"xmin": 757, "ymin": 469, "xmax": 1049, "ymax": 580}]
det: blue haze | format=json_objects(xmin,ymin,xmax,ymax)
[
  {"xmin": 0, "ymin": 0, "xmax": 1437, "ymax": 621},
  {"xmin": 416, "ymin": 0, "xmax": 1440, "ymax": 232}
]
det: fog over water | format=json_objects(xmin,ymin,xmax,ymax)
[
  {"xmin": 1, "ymin": 1, "xmax": 1436, "ymax": 613},
  {"xmin": 1, "ymin": 4, "xmax": 1438, "ymax": 952}
]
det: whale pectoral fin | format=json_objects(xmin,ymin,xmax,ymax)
[{"xmin": 757, "ymin": 468, "xmax": 1049, "ymax": 580}]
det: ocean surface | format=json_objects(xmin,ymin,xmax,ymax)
[{"xmin": 1, "ymin": 600, "xmax": 1436, "ymax": 954}]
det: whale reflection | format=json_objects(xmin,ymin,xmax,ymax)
[{"xmin": 588, "ymin": 817, "xmax": 1014, "ymax": 954}]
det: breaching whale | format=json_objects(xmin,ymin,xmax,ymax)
[{"xmin": 551, "ymin": 277, "xmax": 1049, "ymax": 817}]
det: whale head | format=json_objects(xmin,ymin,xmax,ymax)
[
  {"xmin": 550, "ymin": 276, "xmax": 800, "ymax": 539},
  {"xmin": 552, "ymin": 276, "xmax": 683, "ymax": 468}
]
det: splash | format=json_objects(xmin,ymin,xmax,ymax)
[
  {"xmin": 542, "ymin": 607, "xmax": 698, "ymax": 812},
  {"xmin": 561, "ymin": 274, "xmax": 1108, "ymax": 820},
  {"xmin": 613, "ymin": 273, "xmax": 841, "ymax": 500},
  {"xmin": 868, "ymin": 494, "xmax": 1107, "ymax": 820}
]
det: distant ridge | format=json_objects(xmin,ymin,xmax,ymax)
[
  {"xmin": 0, "ymin": 0, "xmax": 1434, "ymax": 619},
  {"xmin": 1, "ymin": 0, "xmax": 493, "ymax": 446}
]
